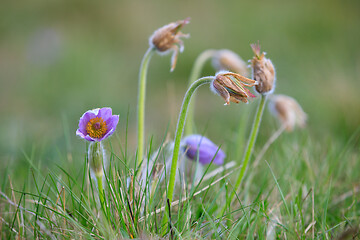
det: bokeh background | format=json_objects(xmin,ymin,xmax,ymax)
[{"xmin": 1, "ymin": 0, "xmax": 359, "ymax": 175}]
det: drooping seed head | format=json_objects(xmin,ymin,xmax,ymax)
[
  {"xmin": 212, "ymin": 49, "xmax": 249, "ymax": 77},
  {"xmin": 250, "ymin": 43, "xmax": 276, "ymax": 95},
  {"xmin": 183, "ymin": 135, "xmax": 225, "ymax": 165},
  {"xmin": 76, "ymin": 107, "xmax": 119, "ymax": 142},
  {"xmin": 210, "ymin": 71, "xmax": 257, "ymax": 105},
  {"xmin": 149, "ymin": 18, "xmax": 190, "ymax": 71},
  {"xmin": 268, "ymin": 94, "xmax": 307, "ymax": 131}
]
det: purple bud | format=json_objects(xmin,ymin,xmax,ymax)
[{"xmin": 184, "ymin": 135, "xmax": 225, "ymax": 165}]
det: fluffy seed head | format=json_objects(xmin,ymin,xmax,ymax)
[
  {"xmin": 212, "ymin": 49, "xmax": 249, "ymax": 77},
  {"xmin": 149, "ymin": 18, "xmax": 190, "ymax": 71},
  {"xmin": 268, "ymin": 94, "xmax": 307, "ymax": 131},
  {"xmin": 250, "ymin": 43, "xmax": 276, "ymax": 95},
  {"xmin": 210, "ymin": 71, "xmax": 257, "ymax": 105}
]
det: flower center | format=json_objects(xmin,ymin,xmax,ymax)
[{"xmin": 86, "ymin": 117, "xmax": 107, "ymax": 139}]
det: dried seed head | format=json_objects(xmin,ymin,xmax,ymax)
[
  {"xmin": 250, "ymin": 43, "xmax": 276, "ymax": 95},
  {"xmin": 210, "ymin": 71, "xmax": 257, "ymax": 105},
  {"xmin": 268, "ymin": 94, "xmax": 307, "ymax": 132},
  {"xmin": 212, "ymin": 49, "xmax": 249, "ymax": 77},
  {"xmin": 149, "ymin": 18, "xmax": 190, "ymax": 71}
]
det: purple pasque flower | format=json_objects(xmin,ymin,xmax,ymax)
[
  {"xmin": 76, "ymin": 107, "xmax": 119, "ymax": 142},
  {"xmin": 183, "ymin": 135, "xmax": 225, "ymax": 165}
]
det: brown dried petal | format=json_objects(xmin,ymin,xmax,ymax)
[
  {"xmin": 250, "ymin": 43, "xmax": 276, "ymax": 94},
  {"xmin": 149, "ymin": 18, "xmax": 189, "ymax": 71},
  {"xmin": 150, "ymin": 18, "xmax": 189, "ymax": 52},
  {"xmin": 212, "ymin": 72, "xmax": 257, "ymax": 105},
  {"xmin": 213, "ymin": 79, "xmax": 231, "ymax": 105}
]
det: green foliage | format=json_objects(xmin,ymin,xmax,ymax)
[{"xmin": 1, "ymin": 0, "xmax": 360, "ymax": 238}]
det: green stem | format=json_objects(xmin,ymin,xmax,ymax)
[
  {"xmin": 89, "ymin": 141, "xmax": 106, "ymax": 209},
  {"xmin": 221, "ymin": 95, "xmax": 267, "ymax": 216},
  {"xmin": 167, "ymin": 76, "xmax": 214, "ymax": 203},
  {"xmin": 185, "ymin": 50, "xmax": 216, "ymax": 136},
  {"xmin": 96, "ymin": 175, "xmax": 105, "ymax": 208},
  {"xmin": 137, "ymin": 47, "xmax": 155, "ymax": 167},
  {"xmin": 162, "ymin": 77, "xmax": 213, "ymax": 233}
]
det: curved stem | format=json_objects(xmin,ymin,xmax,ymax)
[
  {"xmin": 185, "ymin": 50, "xmax": 216, "ymax": 135},
  {"xmin": 167, "ymin": 76, "xmax": 214, "ymax": 203},
  {"xmin": 221, "ymin": 95, "xmax": 267, "ymax": 216},
  {"xmin": 162, "ymin": 76, "xmax": 213, "ymax": 234},
  {"xmin": 137, "ymin": 47, "xmax": 155, "ymax": 167}
]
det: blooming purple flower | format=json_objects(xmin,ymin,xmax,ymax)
[
  {"xmin": 183, "ymin": 135, "xmax": 225, "ymax": 165},
  {"xmin": 76, "ymin": 107, "xmax": 119, "ymax": 142}
]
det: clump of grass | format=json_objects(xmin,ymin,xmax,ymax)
[{"xmin": 2, "ymin": 128, "xmax": 359, "ymax": 239}]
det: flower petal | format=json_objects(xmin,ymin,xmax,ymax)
[
  {"xmin": 77, "ymin": 111, "xmax": 97, "ymax": 136},
  {"xmin": 185, "ymin": 135, "xmax": 225, "ymax": 165},
  {"xmin": 103, "ymin": 115, "xmax": 119, "ymax": 139},
  {"xmin": 84, "ymin": 135, "xmax": 96, "ymax": 142},
  {"xmin": 98, "ymin": 107, "xmax": 113, "ymax": 122}
]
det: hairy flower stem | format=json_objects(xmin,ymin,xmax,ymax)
[
  {"xmin": 163, "ymin": 77, "xmax": 213, "ymax": 232},
  {"xmin": 221, "ymin": 95, "xmax": 267, "ymax": 216},
  {"xmin": 137, "ymin": 47, "xmax": 155, "ymax": 168},
  {"xmin": 185, "ymin": 50, "xmax": 216, "ymax": 135},
  {"xmin": 234, "ymin": 95, "xmax": 267, "ymax": 198},
  {"xmin": 96, "ymin": 175, "xmax": 105, "ymax": 208},
  {"xmin": 88, "ymin": 142, "xmax": 106, "ymax": 209},
  {"xmin": 167, "ymin": 76, "xmax": 214, "ymax": 202}
]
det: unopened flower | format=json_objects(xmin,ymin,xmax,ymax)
[
  {"xmin": 250, "ymin": 43, "xmax": 276, "ymax": 95},
  {"xmin": 88, "ymin": 142, "xmax": 105, "ymax": 177},
  {"xmin": 76, "ymin": 107, "xmax": 119, "ymax": 142},
  {"xmin": 268, "ymin": 94, "xmax": 307, "ymax": 131},
  {"xmin": 211, "ymin": 71, "xmax": 257, "ymax": 105},
  {"xmin": 212, "ymin": 49, "xmax": 249, "ymax": 77},
  {"xmin": 183, "ymin": 135, "xmax": 225, "ymax": 165},
  {"xmin": 149, "ymin": 18, "xmax": 190, "ymax": 72}
]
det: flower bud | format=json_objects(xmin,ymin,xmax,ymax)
[
  {"xmin": 212, "ymin": 49, "xmax": 249, "ymax": 77},
  {"xmin": 268, "ymin": 94, "xmax": 307, "ymax": 131},
  {"xmin": 183, "ymin": 135, "xmax": 225, "ymax": 165},
  {"xmin": 210, "ymin": 71, "xmax": 257, "ymax": 105},
  {"xmin": 88, "ymin": 142, "xmax": 105, "ymax": 178},
  {"xmin": 250, "ymin": 43, "xmax": 276, "ymax": 95},
  {"xmin": 149, "ymin": 18, "xmax": 190, "ymax": 71}
]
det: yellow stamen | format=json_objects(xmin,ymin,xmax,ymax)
[{"xmin": 86, "ymin": 117, "xmax": 107, "ymax": 139}]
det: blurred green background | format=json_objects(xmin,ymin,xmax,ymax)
[{"xmin": 1, "ymin": 0, "xmax": 359, "ymax": 173}]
